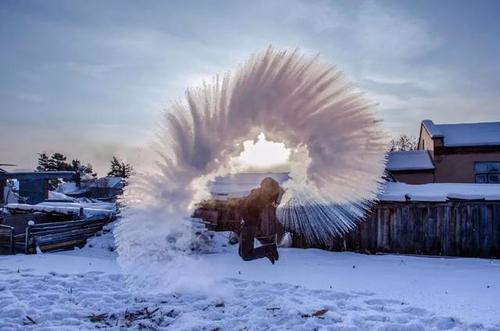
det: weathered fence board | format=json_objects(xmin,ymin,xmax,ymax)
[
  {"xmin": 0, "ymin": 225, "xmax": 14, "ymax": 254},
  {"xmin": 321, "ymin": 201, "xmax": 500, "ymax": 258}
]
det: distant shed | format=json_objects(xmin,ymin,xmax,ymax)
[
  {"xmin": 3, "ymin": 171, "xmax": 76, "ymax": 204},
  {"xmin": 61, "ymin": 176, "xmax": 124, "ymax": 201},
  {"xmin": 87, "ymin": 177, "xmax": 124, "ymax": 200}
]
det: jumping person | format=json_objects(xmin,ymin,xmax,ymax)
[{"xmin": 238, "ymin": 177, "xmax": 284, "ymax": 264}]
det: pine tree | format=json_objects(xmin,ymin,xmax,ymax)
[
  {"xmin": 47, "ymin": 153, "xmax": 71, "ymax": 171},
  {"xmin": 36, "ymin": 153, "xmax": 97, "ymax": 177},
  {"xmin": 70, "ymin": 159, "xmax": 97, "ymax": 178},
  {"xmin": 107, "ymin": 156, "xmax": 133, "ymax": 178},
  {"xmin": 36, "ymin": 152, "xmax": 69, "ymax": 189},
  {"xmin": 36, "ymin": 153, "xmax": 51, "ymax": 171}
]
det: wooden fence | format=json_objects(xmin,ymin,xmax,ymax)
[
  {"xmin": 0, "ymin": 225, "xmax": 14, "ymax": 254},
  {"xmin": 297, "ymin": 200, "xmax": 500, "ymax": 258}
]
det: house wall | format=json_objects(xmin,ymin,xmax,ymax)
[
  {"xmin": 433, "ymin": 151, "xmax": 500, "ymax": 183},
  {"xmin": 390, "ymin": 171, "xmax": 434, "ymax": 184},
  {"xmin": 418, "ymin": 126, "xmax": 432, "ymax": 152},
  {"xmin": 418, "ymin": 126, "xmax": 443, "ymax": 157}
]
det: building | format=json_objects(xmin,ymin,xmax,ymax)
[
  {"xmin": 387, "ymin": 120, "xmax": 500, "ymax": 184},
  {"xmin": 0, "ymin": 171, "xmax": 77, "ymax": 205}
]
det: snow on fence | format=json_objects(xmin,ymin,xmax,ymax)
[
  {"xmin": 311, "ymin": 200, "xmax": 500, "ymax": 258},
  {"xmin": 0, "ymin": 225, "xmax": 14, "ymax": 254}
]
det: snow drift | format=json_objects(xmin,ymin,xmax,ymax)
[{"xmin": 116, "ymin": 47, "xmax": 387, "ymax": 292}]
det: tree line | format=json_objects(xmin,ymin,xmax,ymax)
[
  {"xmin": 34, "ymin": 135, "xmax": 414, "ymax": 180},
  {"xmin": 36, "ymin": 153, "xmax": 133, "ymax": 178}
]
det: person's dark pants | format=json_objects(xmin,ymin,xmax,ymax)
[{"xmin": 239, "ymin": 223, "xmax": 275, "ymax": 261}]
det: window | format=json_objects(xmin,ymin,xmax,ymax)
[
  {"xmin": 475, "ymin": 174, "xmax": 487, "ymax": 183},
  {"xmin": 488, "ymin": 173, "xmax": 499, "ymax": 184},
  {"xmin": 474, "ymin": 162, "xmax": 500, "ymax": 183}
]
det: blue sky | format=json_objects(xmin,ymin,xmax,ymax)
[{"xmin": 1, "ymin": 0, "xmax": 499, "ymax": 174}]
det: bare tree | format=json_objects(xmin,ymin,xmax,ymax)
[{"xmin": 389, "ymin": 134, "xmax": 417, "ymax": 151}]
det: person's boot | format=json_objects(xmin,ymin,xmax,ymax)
[
  {"xmin": 265, "ymin": 244, "xmax": 278, "ymax": 264},
  {"xmin": 266, "ymin": 253, "xmax": 275, "ymax": 264},
  {"xmin": 270, "ymin": 244, "xmax": 279, "ymax": 261}
]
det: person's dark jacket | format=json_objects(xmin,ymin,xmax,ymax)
[{"xmin": 240, "ymin": 188, "xmax": 267, "ymax": 227}]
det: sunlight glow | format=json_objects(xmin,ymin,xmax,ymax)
[{"xmin": 231, "ymin": 133, "xmax": 291, "ymax": 171}]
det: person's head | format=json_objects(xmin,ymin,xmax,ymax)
[{"xmin": 260, "ymin": 177, "xmax": 280, "ymax": 203}]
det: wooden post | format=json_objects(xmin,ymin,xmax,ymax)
[
  {"xmin": 25, "ymin": 225, "xmax": 31, "ymax": 254},
  {"xmin": 10, "ymin": 227, "xmax": 14, "ymax": 254}
]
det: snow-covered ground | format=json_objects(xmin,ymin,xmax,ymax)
[{"xmin": 0, "ymin": 229, "xmax": 499, "ymax": 330}]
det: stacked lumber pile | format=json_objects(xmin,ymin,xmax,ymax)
[{"xmin": 23, "ymin": 216, "xmax": 112, "ymax": 254}]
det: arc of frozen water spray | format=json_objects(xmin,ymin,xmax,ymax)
[
  {"xmin": 277, "ymin": 184, "xmax": 373, "ymax": 245},
  {"xmin": 117, "ymin": 46, "xmax": 387, "ymax": 291}
]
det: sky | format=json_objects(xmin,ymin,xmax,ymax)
[{"xmin": 1, "ymin": 0, "xmax": 499, "ymax": 175}]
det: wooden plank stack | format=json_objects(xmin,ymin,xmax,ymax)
[{"xmin": 22, "ymin": 216, "xmax": 111, "ymax": 254}]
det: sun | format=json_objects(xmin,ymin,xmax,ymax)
[{"xmin": 231, "ymin": 133, "xmax": 291, "ymax": 172}]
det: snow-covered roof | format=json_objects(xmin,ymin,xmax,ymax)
[
  {"xmin": 209, "ymin": 172, "xmax": 289, "ymax": 198},
  {"xmin": 58, "ymin": 177, "xmax": 124, "ymax": 195},
  {"xmin": 422, "ymin": 119, "xmax": 444, "ymax": 138},
  {"xmin": 48, "ymin": 190, "xmax": 75, "ymax": 201},
  {"xmin": 379, "ymin": 182, "xmax": 500, "ymax": 202},
  {"xmin": 59, "ymin": 182, "xmax": 88, "ymax": 195},
  {"xmin": 106, "ymin": 176, "xmax": 124, "ymax": 188},
  {"xmin": 5, "ymin": 201, "xmax": 116, "ymax": 218},
  {"xmin": 386, "ymin": 151, "xmax": 434, "ymax": 171},
  {"xmin": 422, "ymin": 120, "xmax": 500, "ymax": 147}
]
